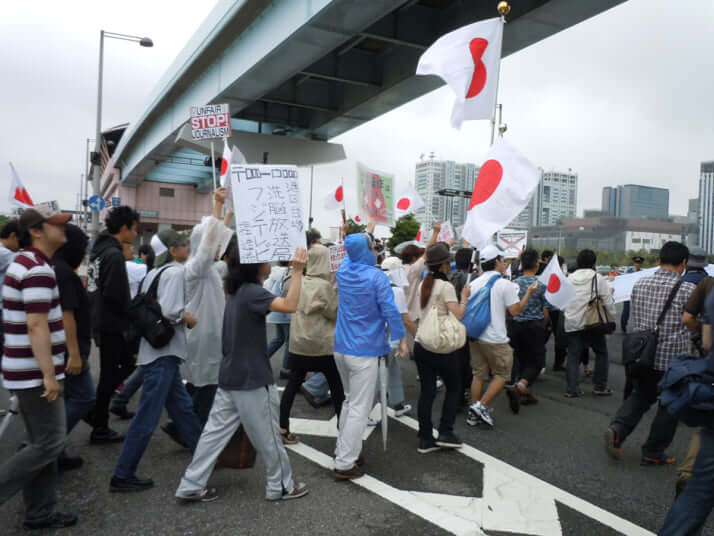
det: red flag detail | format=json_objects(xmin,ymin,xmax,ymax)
[
  {"xmin": 220, "ymin": 158, "xmax": 228, "ymax": 177},
  {"xmin": 466, "ymin": 38, "xmax": 488, "ymax": 99},
  {"xmin": 397, "ymin": 198, "xmax": 411, "ymax": 211},
  {"xmin": 469, "ymin": 159, "xmax": 503, "ymax": 209},
  {"xmin": 547, "ymin": 273, "xmax": 561, "ymax": 293},
  {"xmin": 335, "ymin": 186, "xmax": 343, "ymax": 203},
  {"xmin": 15, "ymin": 187, "xmax": 33, "ymax": 206}
]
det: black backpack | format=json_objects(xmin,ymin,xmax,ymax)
[{"xmin": 127, "ymin": 266, "xmax": 175, "ymax": 349}]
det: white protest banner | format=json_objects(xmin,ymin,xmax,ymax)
[
  {"xmin": 230, "ymin": 164, "xmax": 307, "ymax": 263},
  {"xmin": 190, "ymin": 104, "xmax": 232, "ymax": 140},
  {"xmin": 329, "ymin": 244, "xmax": 347, "ymax": 272},
  {"xmin": 438, "ymin": 221, "xmax": 454, "ymax": 244},
  {"xmin": 497, "ymin": 229, "xmax": 528, "ymax": 258},
  {"xmin": 611, "ymin": 267, "xmax": 658, "ymax": 303}
]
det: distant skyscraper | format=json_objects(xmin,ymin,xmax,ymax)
[
  {"xmin": 601, "ymin": 184, "xmax": 669, "ymax": 219},
  {"xmin": 698, "ymin": 162, "xmax": 714, "ymax": 252},
  {"xmin": 414, "ymin": 156, "xmax": 478, "ymax": 230},
  {"xmin": 513, "ymin": 168, "xmax": 577, "ymax": 228}
]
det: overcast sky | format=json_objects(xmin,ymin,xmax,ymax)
[{"xmin": 2, "ymin": 0, "xmax": 713, "ymax": 235}]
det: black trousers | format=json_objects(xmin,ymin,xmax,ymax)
[
  {"xmin": 280, "ymin": 354, "xmax": 345, "ymax": 431},
  {"xmin": 185, "ymin": 383, "xmax": 218, "ymax": 428},
  {"xmin": 414, "ymin": 343, "xmax": 461, "ymax": 440},
  {"xmin": 93, "ymin": 332, "xmax": 135, "ymax": 429},
  {"xmin": 456, "ymin": 342, "xmax": 472, "ymax": 400},
  {"xmin": 611, "ymin": 368, "xmax": 678, "ymax": 457},
  {"xmin": 511, "ymin": 319, "xmax": 546, "ymax": 385}
]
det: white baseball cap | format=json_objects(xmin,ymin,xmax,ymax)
[{"xmin": 479, "ymin": 244, "xmax": 503, "ymax": 263}]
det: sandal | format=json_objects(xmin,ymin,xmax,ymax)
[{"xmin": 280, "ymin": 431, "xmax": 300, "ymax": 445}]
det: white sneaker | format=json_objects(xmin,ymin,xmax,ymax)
[
  {"xmin": 436, "ymin": 378, "xmax": 444, "ymax": 390},
  {"xmin": 466, "ymin": 407, "xmax": 481, "ymax": 427},
  {"xmin": 472, "ymin": 402, "xmax": 494, "ymax": 427},
  {"xmin": 393, "ymin": 403, "xmax": 412, "ymax": 417}
]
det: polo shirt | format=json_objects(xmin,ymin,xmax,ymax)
[{"xmin": 2, "ymin": 247, "xmax": 66, "ymax": 390}]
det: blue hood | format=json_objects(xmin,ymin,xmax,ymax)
[
  {"xmin": 345, "ymin": 233, "xmax": 376, "ymax": 266},
  {"xmin": 334, "ymin": 233, "xmax": 405, "ymax": 357}
]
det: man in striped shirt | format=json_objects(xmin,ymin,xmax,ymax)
[{"xmin": 0, "ymin": 206, "xmax": 78, "ymax": 531}]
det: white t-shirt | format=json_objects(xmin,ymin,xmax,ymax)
[
  {"xmin": 392, "ymin": 286, "xmax": 408, "ymax": 315},
  {"xmin": 126, "ymin": 261, "xmax": 148, "ymax": 299},
  {"xmin": 469, "ymin": 271, "xmax": 519, "ymax": 344}
]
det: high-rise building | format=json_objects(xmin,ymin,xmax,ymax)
[
  {"xmin": 512, "ymin": 168, "xmax": 578, "ymax": 228},
  {"xmin": 601, "ymin": 184, "xmax": 669, "ymax": 220},
  {"xmin": 414, "ymin": 156, "xmax": 478, "ymax": 230},
  {"xmin": 698, "ymin": 162, "xmax": 714, "ymax": 252}
]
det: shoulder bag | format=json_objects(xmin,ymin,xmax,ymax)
[
  {"xmin": 583, "ymin": 275, "xmax": 616, "ymax": 335},
  {"xmin": 622, "ymin": 279, "xmax": 682, "ymax": 375},
  {"xmin": 127, "ymin": 266, "xmax": 176, "ymax": 349},
  {"xmin": 415, "ymin": 280, "xmax": 467, "ymax": 354}
]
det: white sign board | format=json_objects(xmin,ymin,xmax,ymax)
[
  {"xmin": 437, "ymin": 221, "xmax": 454, "ymax": 244},
  {"xmin": 190, "ymin": 104, "xmax": 232, "ymax": 140},
  {"xmin": 329, "ymin": 244, "xmax": 347, "ymax": 272},
  {"xmin": 497, "ymin": 230, "xmax": 528, "ymax": 258},
  {"xmin": 610, "ymin": 267, "xmax": 658, "ymax": 303},
  {"xmin": 230, "ymin": 164, "xmax": 307, "ymax": 263}
]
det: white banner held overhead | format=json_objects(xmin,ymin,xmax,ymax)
[
  {"xmin": 610, "ymin": 267, "xmax": 658, "ymax": 303},
  {"xmin": 497, "ymin": 230, "xmax": 527, "ymax": 258},
  {"xmin": 230, "ymin": 164, "xmax": 307, "ymax": 263},
  {"xmin": 190, "ymin": 103, "xmax": 232, "ymax": 140},
  {"xmin": 328, "ymin": 244, "xmax": 347, "ymax": 272},
  {"xmin": 437, "ymin": 221, "xmax": 454, "ymax": 244}
]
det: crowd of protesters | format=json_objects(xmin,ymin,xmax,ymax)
[{"xmin": 2, "ymin": 199, "xmax": 714, "ymax": 534}]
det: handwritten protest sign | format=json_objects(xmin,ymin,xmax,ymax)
[
  {"xmin": 329, "ymin": 244, "xmax": 347, "ymax": 272},
  {"xmin": 497, "ymin": 230, "xmax": 528, "ymax": 258},
  {"xmin": 357, "ymin": 163, "xmax": 394, "ymax": 226},
  {"xmin": 438, "ymin": 221, "xmax": 454, "ymax": 244},
  {"xmin": 230, "ymin": 164, "xmax": 306, "ymax": 262}
]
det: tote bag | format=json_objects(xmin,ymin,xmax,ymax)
[{"xmin": 415, "ymin": 280, "xmax": 466, "ymax": 354}]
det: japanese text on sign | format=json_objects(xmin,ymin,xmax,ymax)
[
  {"xmin": 230, "ymin": 164, "xmax": 307, "ymax": 263},
  {"xmin": 357, "ymin": 163, "xmax": 394, "ymax": 226},
  {"xmin": 438, "ymin": 221, "xmax": 454, "ymax": 244},
  {"xmin": 190, "ymin": 104, "xmax": 232, "ymax": 140},
  {"xmin": 329, "ymin": 244, "xmax": 347, "ymax": 272}
]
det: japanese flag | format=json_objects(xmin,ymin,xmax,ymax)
[
  {"xmin": 221, "ymin": 141, "xmax": 246, "ymax": 212},
  {"xmin": 324, "ymin": 183, "xmax": 344, "ymax": 210},
  {"xmin": 351, "ymin": 214, "xmax": 363, "ymax": 224},
  {"xmin": 394, "ymin": 184, "xmax": 425, "ymax": 218},
  {"xmin": 416, "ymin": 17, "xmax": 503, "ymax": 129},
  {"xmin": 537, "ymin": 255, "xmax": 576, "ymax": 310},
  {"xmin": 8, "ymin": 163, "xmax": 34, "ymax": 209},
  {"xmin": 219, "ymin": 139, "xmax": 232, "ymax": 187},
  {"xmin": 462, "ymin": 138, "xmax": 539, "ymax": 250},
  {"xmin": 415, "ymin": 223, "xmax": 430, "ymax": 244}
]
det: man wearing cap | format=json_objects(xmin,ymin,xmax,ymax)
[
  {"xmin": 110, "ymin": 228, "xmax": 200, "ymax": 492},
  {"xmin": 87, "ymin": 206, "xmax": 140, "ymax": 443},
  {"xmin": 467, "ymin": 245, "xmax": 538, "ymax": 428},
  {"xmin": 621, "ymin": 256, "xmax": 644, "ymax": 333},
  {"xmin": 0, "ymin": 206, "xmax": 79, "ymax": 530}
]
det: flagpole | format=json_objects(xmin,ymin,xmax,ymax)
[
  {"xmin": 308, "ymin": 165, "xmax": 314, "ymax": 227},
  {"xmin": 210, "ymin": 140, "xmax": 217, "ymax": 208},
  {"xmin": 490, "ymin": 2, "xmax": 510, "ymax": 146}
]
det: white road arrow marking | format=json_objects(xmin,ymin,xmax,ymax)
[{"xmin": 286, "ymin": 406, "xmax": 655, "ymax": 536}]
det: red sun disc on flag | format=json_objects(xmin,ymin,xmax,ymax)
[
  {"xmin": 397, "ymin": 198, "xmax": 411, "ymax": 210},
  {"xmin": 416, "ymin": 231, "xmax": 422, "ymax": 242},
  {"xmin": 354, "ymin": 215, "xmax": 361, "ymax": 223},
  {"xmin": 220, "ymin": 158, "xmax": 228, "ymax": 177},
  {"xmin": 469, "ymin": 159, "xmax": 503, "ymax": 209},
  {"xmin": 335, "ymin": 186, "xmax": 344, "ymax": 203},
  {"xmin": 547, "ymin": 274, "xmax": 561, "ymax": 293},
  {"xmin": 466, "ymin": 38, "xmax": 488, "ymax": 99}
]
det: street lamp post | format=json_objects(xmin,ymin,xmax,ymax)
[{"xmin": 91, "ymin": 30, "xmax": 153, "ymax": 240}]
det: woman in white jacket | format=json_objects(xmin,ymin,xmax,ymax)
[{"xmin": 563, "ymin": 249, "xmax": 616, "ymax": 398}]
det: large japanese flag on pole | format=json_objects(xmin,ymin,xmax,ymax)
[
  {"xmin": 394, "ymin": 184, "xmax": 425, "ymax": 218},
  {"xmin": 538, "ymin": 255, "xmax": 576, "ymax": 310},
  {"xmin": 416, "ymin": 17, "xmax": 503, "ymax": 129},
  {"xmin": 462, "ymin": 138, "xmax": 539, "ymax": 249},
  {"xmin": 324, "ymin": 182, "xmax": 344, "ymax": 210},
  {"xmin": 8, "ymin": 162, "xmax": 34, "ymax": 209}
]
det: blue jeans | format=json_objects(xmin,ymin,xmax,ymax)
[
  {"xmin": 111, "ymin": 367, "xmax": 145, "ymax": 411},
  {"xmin": 64, "ymin": 368, "xmax": 96, "ymax": 434},
  {"xmin": 114, "ymin": 356, "xmax": 201, "ymax": 479},
  {"xmin": 660, "ymin": 427, "xmax": 714, "ymax": 535},
  {"xmin": 267, "ymin": 323, "xmax": 290, "ymax": 370},
  {"xmin": 303, "ymin": 373, "xmax": 330, "ymax": 401}
]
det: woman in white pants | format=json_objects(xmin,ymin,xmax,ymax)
[{"xmin": 175, "ymin": 245, "xmax": 309, "ymax": 503}]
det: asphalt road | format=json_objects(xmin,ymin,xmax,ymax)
[{"xmin": 1, "ymin": 320, "xmax": 712, "ymax": 535}]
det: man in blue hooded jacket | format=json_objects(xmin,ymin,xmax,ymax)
[{"xmin": 333, "ymin": 226, "xmax": 408, "ymax": 480}]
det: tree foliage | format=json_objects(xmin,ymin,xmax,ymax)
[
  {"xmin": 387, "ymin": 214, "xmax": 421, "ymax": 255},
  {"xmin": 345, "ymin": 218, "xmax": 366, "ymax": 236}
]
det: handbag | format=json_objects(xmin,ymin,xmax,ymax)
[
  {"xmin": 127, "ymin": 266, "xmax": 175, "ymax": 349},
  {"xmin": 583, "ymin": 275, "xmax": 616, "ymax": 335},
  {"xmin": 217, "ymin": 425, "xmax": 257, "ymax": 469},
  {"xmin": 622, "ymin": 280, "xmax": 682, "ymax": 375},
  {"xmin": 415, "ymin": 280, "xmax": 467, "ymax": 354}
]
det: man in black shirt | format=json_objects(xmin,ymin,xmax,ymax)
[{"xmin": 53, "ymin": 224, "xmax": 95, "ymax": 471}]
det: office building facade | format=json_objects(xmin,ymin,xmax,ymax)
[
  {"xmin": 698, "ymin": 162, "xmax": 714, "ymax": 252},
  {"xmin": 601, "ymin": 184, "xmax": 669, "ymax": 220},
  {"xmin": 414, "ymin": 157, "xmax": 478, "ymax": 230},
  {"xmin": 512, "ymin": 168, "xmax": 578, "ymax": 228}
]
